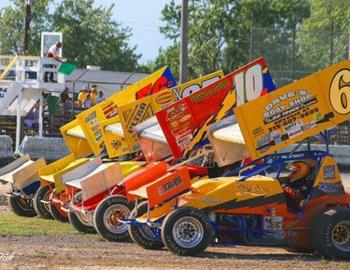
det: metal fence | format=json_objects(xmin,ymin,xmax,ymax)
[{"xmin": 250, "ymin": 21, "xmax": 350, "ymax": 145}]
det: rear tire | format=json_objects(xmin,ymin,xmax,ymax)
[
  {"xmin": 312, "ymin": 208, "xmax": 350, "ymax": 260},
  {"xmin": 33, "ymin": 186, "xmax": 53, "ymax": 219},
  {"xmin": 161, "ymin": 207, "xmax": 213, "ymax": 256},
  {"xmin": 49, "ymin": 202, "xmax": 68, "ymax": 222},
  {"xmin": 68, "ymin": 211, "xmax": 96, "ymax": 234},
  {"xmin": 128, "ymin": 201, "xmax": 164, "ymax": 250},
  {"xmin": 7, "ymin": 195, "xmax": 36, "ymax": 217},
  {"xmin": 93, "ymin": 195, "xmax": 134, "ymax": 242}
]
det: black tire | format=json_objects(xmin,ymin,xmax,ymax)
[
  {"xmin": 68, "ymin": 211, "xmax": 96, "ymax": 234},
  {"xmin": 128, "ymin": 201, "xmax": 164, "ymax": 250},
  {"xmin": 49, "ymin": 202, "xmax": 69, "ymax": 222},
  {"xmin": 312, "ymin": 207, "xmax": 350, "ymax": 260},
  {"xmin": 93, "ymin": 195, "xmax": 134, "ymax": 242},
  {"xmin": 161, "ymin": 207, "xmax": 214, "ymax": 256},
  {"xmin": 7, "ymin": 195, "xmax": 37, "ymax": 217},
  {"xmin": 32, "ymin": 186, "xmax": 53, "ymax": 219}
]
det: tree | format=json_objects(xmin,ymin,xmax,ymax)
[
  {"xmin": 0, "ymin": 0, "xmax": 52, "ymax": 55},
  {"xmin": 53, "ymin": 0, "xmax": 140, "ymax": 71},
  {"xmin": 297, "ymin": 0, "xmax": 350, "ymax": 74},
  {"xmin": 0, "ymin": 0, "xmax": 140, "ymax": 72},
  {"xmin": 155, "ymin": 0, "xmax": 310, "ymax": 83}
]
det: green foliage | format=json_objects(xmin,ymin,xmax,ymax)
[
  {"xmin": 53, "ymin": 0, "xmax": 140, "ymax": 71},
  {"xmin": 0, "ymin": 211, "xmax": 77, "ymax": 235},
  {"xmin": 0, "ymin": 0, "xmax": 52, "ymax": 55},
  {"xmin": 156, "ymin": 0, "xmax": 311, "ymax": 81},
  {"xmin": 297, "ymin": 0, "xmax": 350, "ymax": 72},
  {"xmin": 0, "ymin": 0, "xmax": 140, "ymax": 71}
]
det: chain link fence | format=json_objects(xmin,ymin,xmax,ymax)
[{"xmin": 250, "ymin": 21, "xmax": 350, "ymax": 145}]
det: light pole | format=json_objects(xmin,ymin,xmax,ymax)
[
  {"xmin": 179, "ymin": 0, "xmax": 189, "ymax": 83},
  {"xmin": 23, "ymin": 0, "xmax": 32, "ymax": 54}
]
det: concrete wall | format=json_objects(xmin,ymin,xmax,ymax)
[
  {"xmin": 19, "ymin": 136, "xmax": 70, "ymax": 161},
  {"xmin": 0, "ymin": 135, "xmax": 13, "ymax": 158}
]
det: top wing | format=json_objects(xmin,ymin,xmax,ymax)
[
  {"xmin": 235, "ymin": 59, "xmax": 350, "ymax": 160},
  {"xmin": 156, "ymin": 57, "xmax": 276, "ymax": 159},
  {"xmin": 61, "ymin": 67, "xmax": 176, "ymax": 157}
]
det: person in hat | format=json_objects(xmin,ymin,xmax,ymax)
[{"xmin": 78, "ymin": 87, "xmax": 88, "ymax": 108}]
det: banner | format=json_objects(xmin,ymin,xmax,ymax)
[
  {"xmin": 235, "ymin": 59, "xmax": 350, "ymax": 160},
  {"xmin": 116, "ymin": 71, "xmax": 224, "ymax": 155},
  {"xmin": 156, "ymin": 57, "xmax": 275, "ymax": 159},
  {"xmin": 63, "ymin": 67, "xmax": 176, "ymax": 156}
]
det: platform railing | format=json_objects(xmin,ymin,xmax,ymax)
[{"xmin": 0, "ymin": 55, "xmax": 66, "ymax": 84}]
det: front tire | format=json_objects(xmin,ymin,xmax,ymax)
[
  {"xmin": 128, "ymin": 201, "xmax": 164, "ymax": 250},
  {"xmin": 49, "ymin": 202, "xmax": 68, "ymax": 222},
  {"xmin": 33, "ymin": 186, "xmax": 53, "ymax": 219},
  {"xmin": 7, "ymin": 195, "xmax": 36, "ymax": 217},
  {"xmin": 93, "ymin": 195, "xmax": 134, "ymax": 242},
  {"xmin": 161, "ymin": 207, "xmax": 214, "ymax": 256},
  {"xmin": 312, "ymin": 208, "xmax": 350, "ymax": 260},
  {"xmin": 68, "ymin": 211, "xmax": 96, "ymax": 234}
]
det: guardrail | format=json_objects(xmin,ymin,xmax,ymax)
[{"xmin": 0, "ymin": 55, "xmax": 66, "ymax": 83}]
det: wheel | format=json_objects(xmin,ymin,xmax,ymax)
[
  {"xmin": 68, "ymin": 211, "xmax": 96, "ymax": 234},
  {"xmin": 7, "ymin": 195, "xmax": 37, "ymax": 217},
  {"xmin": 312, "ymin": 208, "xmax": 350, "ymax": 259},
  {"xmin": 32, "ymin": 186, "xmax": 53, "ymax": 219},
  {"xmin": 161, "ymin": 207, "xmax": 214, "ymax": 256},
  {"xmin": 128, "ymin": 201, "xmax": 164, "ymax": 250},
  {"xmin": 49, "ymin": 202, "xmax": 69, "ymax": 222},
  {"xmin": 93, "ymin": 195, "xmax": 134, "ymax": 242}
]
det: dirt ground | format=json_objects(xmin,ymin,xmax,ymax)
[{"xmin": 0, "ymin": 176, "xmax": 350, "ymax": 269}]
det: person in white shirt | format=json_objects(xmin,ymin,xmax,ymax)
[
  {"xmin": 96, "ymin": 91, "xmax": 105, "ymax": 103},
  {"xmin": 47, "ymin": 42, "xmax": 63, "ymax": 61}
]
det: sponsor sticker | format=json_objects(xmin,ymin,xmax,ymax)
[
  {"xmin": 319, "ymin": 182, "xmax": 342, "ymax": 193},
  {"xmin": 323, "ymin": 165, "xmax": 336, "ymax": 180}
]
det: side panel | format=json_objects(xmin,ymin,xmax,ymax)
[
  {"xmin": 156, "ymin": 57, "xmax": 275, "ymax": 159},
  {"xmin": 235, "ymin": 59, "xmax": 350, "ymax": 160}
]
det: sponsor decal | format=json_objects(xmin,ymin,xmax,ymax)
[
  {"xmin": 234, "ymin": 184, "xmax": 268, "ymax": 196},
  {"xmin": 111, "ymin": 140, "xmax": 122, "ymax": 150},
  {"xmin": 156, "ymin": 91, "xmax": 175, "ymax": 104},
  {"xmin": 319, "ymin": 182, "xmax": 342, "ymax": 193},
  {"xmin": 202, "ymin": 197, "xmax": 221, "ymax": 203},
  {"xmin": 157, "ymin": 177, "xmax": 183, "ymax": 195},
  {"xmin": 323, "ymin": 165, "xmax": 336, "ymax": 180},
  {"xmin": 166, "ymin": 103, "xmax": 187, "ymax": 121}
]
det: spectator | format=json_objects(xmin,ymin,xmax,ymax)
[
  {"xmin": 78, "ymin": 87, "xmax": 87, "ymax": 107},
  {"xmin": 60, "ymin": 87, "xmax": 70, "ymax": 104},
  {"xmin": 96, "ymin": 91, "xmax": 105, "ymax": 103},
  {"xmin": 47, "ymin": 42, "xmax": 64, "ymax": 62},
  {"xmin": 64, "ymin": 97, "xmax": 73, "ymax": 111},
  {"xmin": 24, "ymin": 103, "xmax": 40, "ymax": 129},
  {"xmin": 83, "ymin": 93, "xmax": 92, "ymax": 109},
  {"xmin": 45, "ymin": 42, "xmax": 64, "ymax": 82},
  {"xmin": 91, "ymin": 85, "xmax": 98, "ymax": 104}
]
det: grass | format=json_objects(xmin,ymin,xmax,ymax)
[{"xmin": 0, "ymin": 211, "xmax": 78, "ymax": 236}]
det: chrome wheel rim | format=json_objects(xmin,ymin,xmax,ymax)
[
  {"xmin": 103, "ymin": 204, "xmax": 130, "ymax": 234},
  {"xmin": 332, "ymin": 221, "xmax": 350, "ymax": 252},
  {"xmin": 172, "ymin": 216, "xmax": 204, "ymax": 248},
  {"xmin": 43, "ymin": 190, "xmax": 51, "ymax": 212},
  {"xmin": 76, "ymin": 212, "xmax": 90, "ymax": 226}
]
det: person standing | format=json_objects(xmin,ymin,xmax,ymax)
[
  {"xmin": 78, "ymin": 87, "xmax": 87, "ymax": 107},
  {"xmin": 96, "ymin": 91, "xmax": 105, "ymax": 103},
  {"xmin": 45, "ymin": 41, "xmax": 64, "ymax": 82}
]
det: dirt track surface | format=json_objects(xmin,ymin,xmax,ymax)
[
  {"xmin": 0, "ymin": 174, "xmax": 350, "ymax": 269},
  {"xmin": 1, "ymin": 234, "xmax": 350, "ymax": 270}
]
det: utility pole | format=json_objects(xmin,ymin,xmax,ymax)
[
  {"xmin": 23, "ymin": 0, "xmax": 32, "ymax": 54},
  {"xmin": 179, "ymin": 0, "xmax": 189, "ymax": 83}
]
